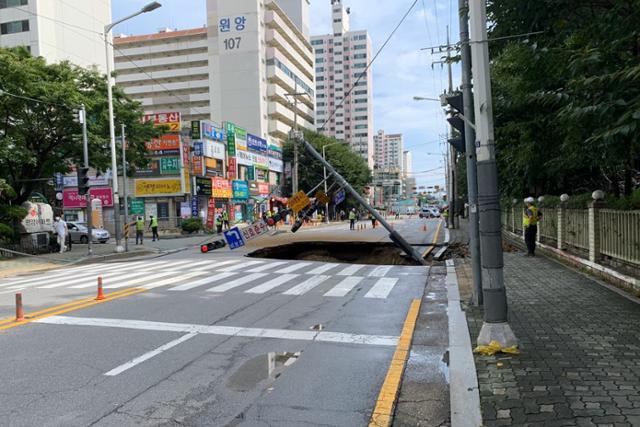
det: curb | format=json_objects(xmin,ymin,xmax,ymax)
[
  {"xmin": 434, "ymin": 226, "xmax": 451, "ymax": 260},
  {"xmin": 446, "ymin": 259, "xmax": 483, "ymax": 426}
]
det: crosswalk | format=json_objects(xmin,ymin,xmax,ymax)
[{"xmin": 0, "ymin": 258, "xmax": 428, "ymax": 300}]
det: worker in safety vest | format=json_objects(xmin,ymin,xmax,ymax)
[
  {"xmin": 135, "ymin": 216, "xmax": 144, "ymax": 245},
  {"xmin": 222, "ymin": 210, "xmax": 230, "ymax": 230},
  {"xmin": 523, "ymin": 197, "xmax": 542, "ymax": 256},
  {"xmin": 349, "ymin": 208, "xmax": 357, "ymax": 230},
  {"xmin": 149, "ymin": 215, "xmax": 159, "ymax": 241},
  {"xmin": 215, "ymin": 214, "xmax": 223, "ymax": 234}
]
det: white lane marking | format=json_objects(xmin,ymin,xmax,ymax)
[
  {"xmin": 69, "ymin": 271, "xmax": 151, "ymax": 289},
  {"xmin": 103, "ymin": 271, "xmax": 177, "ymax": 289},
  {"xmin": 36, "ymin": 269, "xmax": 134, "ymax": 289},
  {"xmin": 142, "ymin": 272, "xmax": 207, "ymax": 289},
  {"xmin": 275, "ymin": 262, "xmax": 312, "ymax": 274},
  {"xmin": 245, "ymin": 261, "xmax": 288, "ymax": 272},
  {"xmin": 36, "ymin": 316, "xmax": 398, "ymax": 347},
  {"xmin": 336, "ymin": 264, "xmax": 365, "ymax": 276},
  {"xmin": 104, "ymin": 332, "xmax": 198, "ymax": 376},
  {"xmin": 207, "ymin": 273, "xmax": 268, "ymax": 292},
  {"xmin": 364, "ymin": 278, "xmax": 399, "ymax": 299},
  {"xmin": 168, "ymin": 272, "xmax": 236, "ymax": 291},
  {"xmin": 244, "ymin": 274, "xmax": 300, "ymax": 294},
  {"xmin": 218, "ymin": 260, "xmax": 263, "ymax": 271},
  {"xmin": 306, "ymin": 263, "xmax": 340, "ymax": 275},
  {"xmin": 368, "ymin": 265, "xmax": 393, "ymax": 277},
  {"xmin": 0, "ymin": 262, "xmax": 137, "ymax": 288},
  {"xmin": 188, "ymin": 259, "xmax": 240, "ymax": 270},
  {"xmin": 324, "ymin": 276, "xmax": 364, "ymax": 297},
  {"xmin": 282, "ymin": 275, "xmax": 330, "ymax": 296}
]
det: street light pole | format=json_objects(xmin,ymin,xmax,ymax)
[
  {"xmin": 121, "ymin": 124, "xmax": 129, "ymax": 253},
  {"xmin": 103, "ymin": 2, "xmax": 161, "ymax": 253},
  {"xmin": 322, "ymin": 142, "xmax": 341, "ymax": 222},
  {"xmin": 80, "ymin": 104, "xmax": 93, "ymax": 257},
  {"xmin": 469, "ymin": 0, "xmax": 516, "ymax": 346}
]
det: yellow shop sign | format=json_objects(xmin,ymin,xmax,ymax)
[{"xmin": 135, "ymin": 179, "xmax": 182, "ymax": 196}]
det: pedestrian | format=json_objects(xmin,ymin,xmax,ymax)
[
  {"xmin": 369, "ymin": 212, "xmax": 376, "ymax": 228},
  {"xmin": 395, "ymin": 211, "xmax": 400, "ymax": 220},
  {"xmin": 349, "ymin": 208, "xmax": 356, "ymax": 230},
  {"xmin": 135, "ymin": 216, "xmax": 144, "ymax": 245},
  {"xmin": 53, "ymin": 216, "xmax": 68, "ymax": 253},
  {"xmin": 523, "ymin": 197, "xmax": 542, "ymax": 256},
  {"xmin": 149, "ymin": 215, "xmax": 159, "ymax": 241},
  {"xmin": 222, "ymin": 210, "xmax": 230, "ymax": 230},
  {"xmin": 215, "ymin": 214, "xmax": 223, "ymax": 234}
]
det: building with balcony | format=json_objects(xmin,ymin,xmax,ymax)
[
  {"xmin": 0, "ymin": 0, "xmax": 111, "ymax": 71},
  {"xmin": 374, "ymin": 129, "xmax": 403, "ymax": 171},
  {"xmin": 311, "ymin": 0, "xmax": 374, "ymax": 169}
]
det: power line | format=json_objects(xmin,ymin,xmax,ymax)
[
  {"xmin": 0, "ymin": 87, "xmax": 73, "ymax": 109},
  {"xmin": 318, "ymin": 0, "xmax": 420, "ymax": 134}
]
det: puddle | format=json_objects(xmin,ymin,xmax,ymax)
[
  {"xmin": 226, "ymin": 351, "xmax": 301, "ymax": 392},
  {"xmin": 248, "ymin": 241, "xmax": 420, "ymax": 265}
]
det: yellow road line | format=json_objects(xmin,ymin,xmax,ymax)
[
  {"xmin": 369, "ymin": 298, "xmax": 422, "ymax": 427},
  {"xmin": 0, "ymin": 288, "xmax": 146, "ymax": 331},
  {"xmin": 422, "ymin": 220, "xmax": 444, "ymax": 258}
]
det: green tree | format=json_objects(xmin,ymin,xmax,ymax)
[
  {"xmin": 0, "ymin": 179, "xmax": 26, "ymax": 243},
  {"xmin": 0, "ymin": 47, "xmax": 160, "ymax": 206}
]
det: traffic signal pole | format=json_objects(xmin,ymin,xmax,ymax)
[
  {"xmin": 459, "ymin": 0, "xmax": 483, "ymax": 306},
  {"xmin": 469, "ymin": 0, "xmax": 516, "ymax": 346},
  {"xmin": 121, "ymin": 124, "xmax": 129, "ymax": 252},
  {"xmin": 298, "ymin": 136, "xmax": 426, "ymax": 265},
  {"xmin": 80, "ymin": 104, "xmax": 93, "ymax": 256}
]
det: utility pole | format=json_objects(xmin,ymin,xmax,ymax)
[
  {"xmin": 121, "ymin": 124, "xmax": 129, "ymax": 252},
  {"xmin": 469, "ymin": 0, "xmax": 516, "ymax": 346},
  {"xmin": 286, "ymin": 83, "xmax": 307, "ymax": 195},
  {"xmin": 80, "ymin": 104, "xmax": 93, "ymax": 256},
  {"xmin": 459, "ymin": 0, "xmax": 483, "ymax": 306}
]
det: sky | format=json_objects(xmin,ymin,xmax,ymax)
[{"xmin": 111, "ymin": 0, "xmax": 461, "ymax": 189}]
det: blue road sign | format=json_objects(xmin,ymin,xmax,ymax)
[
  {"xmin": 334, "ymin": 189, "xmax": 345, "ymax": 205},
  {"xmin": 223, "ymin": 227, "xmax": 246, "ymax": 249},
  {"xmin": 193, "ymin": 141, "xmax": 203, "ymax": 157},
  {"xmin": 191, "ymin": 197, "xmax": 199, "ymax": 218}
]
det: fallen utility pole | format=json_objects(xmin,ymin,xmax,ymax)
[
  {"xmin": 297, "ymin": 135, "xmax": 426, "ymax": 265},
  {"xmin": 469, "ymin": 0, "xmax": 516, "ymax": 346}
]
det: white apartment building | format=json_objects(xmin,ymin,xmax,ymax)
[
  {"xmin": 208, "ymin": 0, "xmax": 315, "ymax": 144},
  {"xmin": 0, "ymin": 0, "xmax": 111, "ymax": 71},
  {"xmin": 402, "ymin": 150, "xmax": 415, "ymax": 198},
  {"xmin": 113, "ymin": 28, "xmax": 211, "ymax": 123},
  {"xmin": 374, "ymin": 129, "xmax": 403, "ymax": 172},
  {"xmin": 311, "ymin": 0, "xmax": 374, "ymax": 169}
]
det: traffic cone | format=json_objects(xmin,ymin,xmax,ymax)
[
  {"xmin": 96, "ymin": 276, "xmax": 105, "ymax": 301},
  {"xmin": 423, "ymin": 224, "xmax": 427, "ymax": 232},
  {"xmin": 15, "ymin": 292, "xmax": 24, "ymax": 322}
]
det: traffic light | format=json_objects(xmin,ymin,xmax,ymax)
[
  {"xmin": 201, "ymin": 239, "xmax": 226, "ymax": 253},
  {"xmin": 77, "ymin": 166, "xmax": 90, "ymax": 195},
  {"xmin": 73, "ymin": 108, "xmax": 85, "ymax": 124},
  {"xmin": 444, "ymin": 92, "xmax": 466, "ymax": 153}
]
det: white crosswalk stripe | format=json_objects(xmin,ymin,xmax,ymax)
[
  {"xmin": 36, "ymin": 269, "xmax": 130, "ymax": 289},
  {"xmin": 187, "ymin": 259, "xmax": 239, "ymax": 271},
  {"xmin": 368, "ymin": 265, "xmax": 392, "ymax": 277},
  {"xmin": 306, "ymin": 263, "xmax": 340, "ymax": 275},
  {"xmin": 245, "ymin": 274, "xmax": 300, "ymax": 294},
  {"xmin": 207, "ymin": 273, "xmax": 268, "ymax": 292},
  {"xmin": 168, "ymin": 272, "xmax": 237, "ymax": 291},
  {"xmin": 275, "ymin": 262, "xmax": 312, "ymax": 274},
  {"xmin": 336, "ymin": 264, "xmax": 365, "ymax": 276},
  {"xmin": 364, "ymin": 278, "xmax": 398, "ymax": 299},
  {"xmin": 218, "ymin": 260, "xmax": 264, "ymax": 272},
  {"xmin": 69, "ymin": 271, "xmax": 151, "ymax": 289},
  {"xmin": 142, "ymin": 272, "xmax": 206, "ymax": 289},
  {"xmin": 103, "ymin": 271, "xmax": 177, "ymax": 289},
  {"xmin": 245, "ymin": 261, "xmax": 288, "ymax": 272},
  {"xmin": 0, "ymin": 262, "xmax": 136, "ymax": 289},
  {"xmin": 324, "ymin": 276, "xmax": 364, "ymax": 297},
  {"xmin": 282, "ymin": 275, "xmax": 330, "ymax": 296}
]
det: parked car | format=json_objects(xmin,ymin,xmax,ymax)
[
  {"xmin": 67, "ymin": 222, "xmax": 110, "ymax": 244},
  {"xmin": 419, "ymin": 207, "xmax": 441, "ymax": 218}
]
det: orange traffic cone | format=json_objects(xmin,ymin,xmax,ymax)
[{"xmin": 96, "ymin": 276, "xmax": 105, "ymax": 301}]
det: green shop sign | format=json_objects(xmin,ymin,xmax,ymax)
[
  {"xmin": 129, "ymin": 198, "xmax": 145, "ymax": 215},
  {"xmin": 160, "ymin": 157, "xmax": 180, "ymax": 174},
  {"xmin": 226, "ymin": 122, "xmax": 236, "ymax": 156}
]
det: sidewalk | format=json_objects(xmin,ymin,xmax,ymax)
[{"xmin": 452, "ymin": 225, "xmax": 640, "ymax": 426}]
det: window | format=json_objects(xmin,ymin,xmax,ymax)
[
  {"xmin": 354, "ymin": 99, "xmax": 367, "ymax": 104},
  {"xmin": 317, "ymin": 94, "xmax": 325, "ymax": 99},
  {"xmin": 333, "ymin": 18, "xmax": 342, "ymax": 23},
  {"xmin": 335, "ymin": 61, "xmax": 342, "ymax": 65},
  {"xmin": 355, "ymin": 115, "xmax": 368, "ymax": 121},
  {"xmin": 316, "ymin": 58, "xmax": 324, "ymax": 63},
  {"xmin": 354, "ymin": 90, "xmax": 367, "ymax": 95},
  {"xmin": 333, "ymin": 33, "xmax": 342, "ymax": 37},
  {"xmin": 355, "ymin": 132, "xmax": 368, "ymax": 137},
  {"xmin": 354, "ymin": 72, "xmax": 366, "ymax": 78},
  {"xmin": 353, "ymin": 53, "xmax": 366, "ymax": 59},
  {"xmin": 317, "ymin": 76, "xmax": 324, "ymax": 81},
  {"xmin": 335, "ymin": 79, "xmax": 343, "ymax": 84},
  {"xmin": 317, "ymin": 85, "xmax": 325, "ymax": 90},
  {"xmin": 354, "ymin": 44, "xmax": 366, "ymax": 50},
  {"xmin": 355, "ymin": 81, "xmax": 366, "ymax": 87},
  {"xmin": 317, "ymin": 110, "xmax": 325, "ymax": 115},
  {"xmin": 355, "ymin": 107, "xmax": 367, "ymax": 112},
  {"xmin": 316, "ymin": 67, "xmax": 324, "ymax": 72},
  {"xmin": 311, "ymin": 39, "xmax": 323, "ymax": 45},
  {"xmin": 0, "ymin": 19, "xmax": 28, "ymax": 34},
  {"xmin": 334, "ymin": 41, "xmax": 342, "ymax": 46},
  {"xmin": 315, "ymin": 48, "xmax": 324, "ymax": 54},
  {"xmin": 336, "ymin": 122, "xmax": 343, "ymax": 126},
  {"xmin": 336, "ymin": 113, "xmax": 343, "ymax": 117},
  {"xmin": 0, "ymin": 0, "xmax": 27, "ymax": 8},
  {"xmin": 317, "ymin": 102, "xmax": 326, "ymax": 106},
  {"xmin": 353, "ymin": 63, "xmax": 366, "ymax": 68},
  {"xmin": 355, "ymin": 124, "xmax": 368, "ymax": 129}
]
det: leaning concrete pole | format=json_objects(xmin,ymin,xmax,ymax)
[{"xmin": 468, "ymin": 0, "xmax": 516, "ymax": 346}]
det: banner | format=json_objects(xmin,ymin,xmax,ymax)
[
  {"xmin": 143, "ymin": 111, "xmax": 181, "ymax": 131},
  {"xmin": 235, "ymin": 127, "xmax": 247, "ymax": 151},
  {"xmin": 225, "ymin": 122, "xmax": 236, "ymax": 156},
  {"xmin": 63, "ymin": 188, "xmax": 113, "ymax": 208},
  {"xmin": 212, "ymin": 177, "xmax": 233, "ymax": 198},
  {"xmin": 195, "ymin": 176, "xmax": 212, "ymax": 196},
  {"xmin": 159, "ymin": 157, "xmax": 180, "ymax": 174},
  {"xmin": 134, "ymin": 178, "xmax": 182, "ymax": 196},
  {"xmin": 227, "ymin": 157, "xmax": 237, "ymax": 180},
  {"xmin": 145, "ymin": 134, "xmax": 180, "ymax": 151},
  {"xmin": 232, "ymin": 180, "xmax": 249, "ymax": 199},
  {"xmin": 206, "ymin": 197, "xmax": 216, "ymax": 229},
  {"xmin": 247, "ymin": 133, "xmax": 267, "ymax": 152}
]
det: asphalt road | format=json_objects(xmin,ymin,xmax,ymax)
[{"xmin": 0, "ymin": 218, "xmax": 442, "ymax": 427}]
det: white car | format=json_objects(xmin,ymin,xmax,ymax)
[
  {"xmin": 419, "ymin": 207, "xmax": 441, "ymax": 218},
  {"xmin": 67, "ymin": 222, "xmax": 110, "ymax": 244}
]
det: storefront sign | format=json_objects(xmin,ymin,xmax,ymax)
[
  {"xmin": 258, "ymin": 182, "xmax": 270, "ymax": 196},
  {"xmin": 145, "ymin": 134, "xmax": 180, "ymax": 151},
  {"xmin": 192, "ymin": 156, "xmax": 204, "ymax": 176},
  {"xmin": 204, "ymin": 140, "xmax": 226, "ymax": 160},
  {"xmin": 160, "ymin": 157, "xmax": 180, "ymax": 174},
  {"xmin": 129, "ymin": 198, "xmax": 145, "ymax": 215},
  {"xmin": 180, "ymin": 202, "xmax": 191, "ymax": 219},
  {"xmin": 134, "ymin": 160, "xmax": 160, "ymax": 177},
  {"xmin": 63, "ymin": 174, "xmax": 109, "ymax": 187},
  {"xmin": 235, "ymin": 127, "xmax": 247, "ymax": 151},
  {"xmin": 200, "ymin": 120, "xmax": 225, "ymax": 141},
  {"xmin": 191, "ymin": 120, "xmax": 201, "ymax": 139},
  {"xmin": 236, "ymin": 149, "xmax": 268, "ymax": 168},
  {"xmin": 195, "ymin": 176, "xmax": 212, "ymax": 196},
  {"xmin": 227, "ymin": 157, "xmax": 237, "ymax": 180},
  {"xmin": 134, "ymin": 178, "xmax": 182, "ymax": 197},
  {"xmin": 212, "ymin": 177, "xmax": 233, "ymax": 198},
  {"xmin": 246, "ymin": 166, "xmax": 255, "ymax": 181},
  {"xmin": 268, "ymin": 158, "xmax": 283, "ymax": 172},
  {"xmin": 225, "ymin": 122, "xmax": 236, "ymax": 156},
  {"xmin": 268, "ymin": 144, "xmax": 283, "ymax": 160},
  {"xmin": 193, "ymin": 141, "xmax": 203, "ymax": 157},
  {"xmin": 247, "ymin": 133, "xmax": 267, "ymax": 152},
  {"xmin": 63, "ymin": 187, "xmax": 113, "ymax": 208},
  {"xmin": 143, "ymin": 111, "xmax": 181, "ymax": 132},
  {"xmin": 206, "ymin": 197, "xmax": 216, "ymax": 229},
  {"xmin": 232, "ymin": 180, "xmax": 249, "ymax": 199},
  {"xmin": 191, "ymin": 197, "xmax": 199, "ymax": 217}
]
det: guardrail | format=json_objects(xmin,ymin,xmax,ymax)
[{"xmin": 599, "ymin": 209, "xmax": 640, "ymax": 266}]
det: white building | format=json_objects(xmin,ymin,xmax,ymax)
[
  {"xmin": 311, "ymin": 0, "xmax": 374, "ymax": 168},
  {"xmin": 113, "ymin": 28, "xmax": 211, "ymax": 124},
  {"xmin": 207, "ymin": 0, "xmax": 315, "ymax": 145},
  {"xmin": 374, "ymin": 129, "xmax": 403, "ymax": 172},
  {"xmin": 0, "ymin": 0, "xmax": 111, "ymax": 71},
  {"xmin": 402, "ymin": 150, "xmax": 415, "ymax": 198}
]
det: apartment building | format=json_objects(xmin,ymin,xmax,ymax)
[
  {"xmin": 0, "ymin": 0, "xmax": 111, "ymax": 71},
  {"xmin": 402, "ymin": 150, "xmax": 415, "ymax": 198},
  {"xmin": 374, "ymin": 129, "xmax": 404, "ymax": 171},
  {"xmin": 311, "ymin": 0, "xmax": 374, "ymax": 169},
  {"xmin": 113, "ymin": 28, "xmax": 210, "ymax": 123}
]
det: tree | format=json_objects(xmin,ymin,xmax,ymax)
[
  {"xmin": 0, "ymin": 47, "xmax": 161, "ymax": 206},
  {"xmin": 283, "ymin": 130, "xmax": 372, "ymax": 209},
  {"xmin": 0, "ymin": 179, "xmax": 26, "ymax": 243}
]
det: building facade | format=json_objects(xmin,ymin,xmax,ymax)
[
  {"xmin": 0, "ymin": 0, "xmax": 111, "ymax": 71},
  {"xmin": 311, "ymin": 0, "xmax": 374, "ymax": 169},
  {"xmin": 374, "ymin": 129, "xmax": 403, "ymax": 171},
  {"xmin": 372, "ymin": 129, "xmax": 404, "ymax": 209}
]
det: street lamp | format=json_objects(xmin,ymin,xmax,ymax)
[
  {"xmin": 322, "ymin": 142, "xmax": 342, "ymax": 222},
  {"xmin": 412, "ymin": 96, "xmax": 441, "ymax": 102},
  {"xmin": 104, "ymin": 1, "xmax": 162, "ymax": 252}
]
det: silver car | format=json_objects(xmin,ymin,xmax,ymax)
[{"xmin": 67, "ymin": 222, "xmax": 110, "ymax": 244}]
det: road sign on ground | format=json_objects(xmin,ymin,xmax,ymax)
[
  {"xmin": 315, "ymin": 191, "xmax": 330, "ymax": 204},
  {"xmin": 223, "ymin": 227, "xmax": 246, "ymax": 249},
  {"xmin": 240, "ymin": 220, "xmax": 268, "ymax": 241},
  {"xmin": 288, "ymin": 190, "xmax": 310, "ymax": 211}
]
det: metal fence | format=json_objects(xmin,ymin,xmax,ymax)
[
  {"xmin": 538, "ymin": 208, "xmax": 557, "ymax": 246},
  {"xmin": 599, "ymin": 209, "xmax": 640, "ymax": 266},
  {"xmin": 564, "ymin": 209, "xmax": 589, "ymax": 250}
]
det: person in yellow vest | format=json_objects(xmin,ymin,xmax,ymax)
[
  {"xmin": 149, "ymin": 215, "xmax": 159, "ymax": 241},
  {"xmin": 523, "ymin": 197, "xmax": 542, "ymax": 256},
  {"xmin": 222, "ymin": 210, "xmax": 230, "ymax": 230},
  {"xmin": 349, "ymin": 208, "xmax": 357, "ymax": 230},
  {"xmin": 134, "ymin": 216, "xmax": 144, "ymax": 245}
]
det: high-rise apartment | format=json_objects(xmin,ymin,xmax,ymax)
[
  {"xmin": 374, "ymin": 129, "xmax": 403, "ymax": 171},
  {"xmin": 0, "ymin": 0, "xmax": 111, "ymax": 71},
  {"xmin": 311, "ymin": 0, "xmax": 374, "ymax": 168}
]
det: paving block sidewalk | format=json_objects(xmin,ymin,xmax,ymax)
[{"xmin": 458, "ymin": 251, "xmax": 640, "ymax": 427}]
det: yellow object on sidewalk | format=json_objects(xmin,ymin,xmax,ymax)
[{"xmin": 473, "ymin": 340, "xmax": 520, "ymax": 356}]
